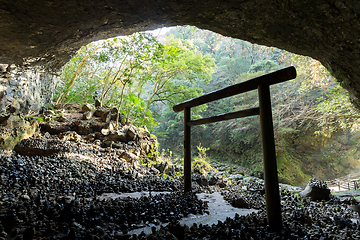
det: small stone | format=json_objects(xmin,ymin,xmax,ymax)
[
  {"xmin": 21, "ymin": 194, "xmax": 30, "ymax": 200},
  {"xmin": 108, "ymin": 131, "xmax": 128, "ymax": 142},
  {"xmin": 126, "ymin": 125, "xmax": 138, "ymax": 140},
  {"xmin": 80, "ymin": 103, "xmax": 94, "ymax": 113},
  {"xmin": 164, "ymin": 163, "xmax": 175, "ymax": 176},
  {"xmin": 94, "ymin": 109, "xmax": 106, "ymax": 117},
  {"xmin": 101, "ymin": 111, "xmax": 112, "ymax": 122},
  {"xmin": 232, "ymin": 197, "xmax": 249, "ymax": 208},
  {"xmin": 94, "ymin": 99, "xmax": 101, "ymax": 108},
  {"xmin": 56, "ymin": 115, "xmax": 67, "ymax": 122},
  {"xmin": 82, "ymin": 111, "xmax": 94, "ymax": 120},
  {"xmin": 101, "ymin": 128, "xmax": 110, "ymax": 136}
]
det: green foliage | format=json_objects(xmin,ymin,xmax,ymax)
[
  {"xmin": 55, "ymin": 25, "xmax": 360, "ymax": 186},
  {"xmin": 192, "ymin": 144, "xmax": 215, "ymax": 177},
  {"xmin": 249, "ymin": 59, "xmax": 278, "ymax": 73},
  {"xmin": 315, "ymin": 85, "xmax": 360, "ymax": 135},
  {"xmin": 154, "ymin": 26, "xmax": 360, "ymax": 186},
  {"xmin": 34, "ymin": 116, "xmax": 46, "ymax": 122},
  {"xmin": 56, "ymin": 31, "xmax": 215, "ymax": 130}
]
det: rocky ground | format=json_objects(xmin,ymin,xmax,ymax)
[{"xmin": 0, "ymin": 104, "xmax": 360, "ymax": 239}]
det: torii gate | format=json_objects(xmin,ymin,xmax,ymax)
[{"xmin": 173, "ymin": 66, "xmax": 297, "ymax": 231}]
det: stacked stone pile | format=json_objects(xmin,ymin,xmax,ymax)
[{"xmin": 17, "ymin": 104, "xmax": 157, "ymax": 161}]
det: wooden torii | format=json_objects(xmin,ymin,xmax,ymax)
[{"xmin": 173, "ymin": 66, "xmax": 297, "ymax": 231}]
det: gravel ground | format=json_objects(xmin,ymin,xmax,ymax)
[{"xmin": 0, "ymin": 135, "xmax": 360, "ymax": 239}]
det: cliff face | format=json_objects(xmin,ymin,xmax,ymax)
[{"xmin": 1, "ymin": 1, "xmax": 360, "ymax": 108}]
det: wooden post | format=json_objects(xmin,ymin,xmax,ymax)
[
  {"xmin": 184, "ymin": 107, "xmax": 192, "ymax": 192},
  {"xmin": 258, "ymin": 83, "xmax": 282, "ymax": 231}
]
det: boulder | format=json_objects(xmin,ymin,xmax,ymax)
[
  {"xmin": 218, "ymin": 179, "xmax": 227, "ymax": 188},
  {"xmin": 126, "ymin": 125, "xmax": 138, "ymax": 140},
  {"xmin": 291, "ymin": 211, "xmax": 312, "ymax": 225},
  {"xmin": 111, "ymin": 112, "xmax": 125, "ymax": 125},
  {"xmin": 56, "ymin": 115, "xmax": 67, "ymax": 122},
  {"xmin": 138, "ymin": 126, "xmax": 150, "ymax": 138},
  {"xmin": 334, "ymin": 215, "xmax": 352, "ymax": 229},
  {"xmin": 232, "ymin": 197, "xmax": 250, "ymax": 208},
  {"xmin": 14, "ymin": 138, "xmax": 67, "ymax": 156},
  {"xmin": 103, "ymin": 122, "xmax": 115, "ymax": 131},
  {"xmin": 208, "ymin": 175, "xmax": 219, "ymax": 186},
  {"xmin": 90, "ymin": 122, "xmax": 104, "ymax": 132},
  {"xmin": 84, "ymin": 133, "xmax": 96, "ymax": 142},
  {"xmin": 350, "ymin": 204, "xmax": 360, "ymax": 216},
  {"xmin": 107, "ymin": 126, "xmax": 139, "ymax": 143},
  {"xmin": 299, "ymin": 179, "xmax": 331, "ymax": 201},
  {"xmin": 101, "ymin": 128, "xmax": 110, "ymax": 136},
  {"xmin": 40, "ymin": 122, "xmax": 71, "ymax": 135},
  {"xmin": 94, "ymin": 99, "xmax": 101, "ymax": 108},
  {"xmin": 121, "ymin": 151, "xmax": 139, "ymax": 163},
  {"xmin": 154, "ymin": 162, "xmax": 166, "ymax": 173},
  {"xmin": 140, "ymin": 142, "xmax": 151, "ymax": 154},
  {"xmin": 102, "ymin": 140, "xmax": 113, "ymax": 148},
  {"xmin": 0, "ymin": 115, "xmax": 38, "ymax": 150}
]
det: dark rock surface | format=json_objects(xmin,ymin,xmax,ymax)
[
  {"xmin": 2, "ymin": 1, "xmax": 360, "ymax": 109},
  {"xmin": 14, "ymin": 138, "xmax": 69, "ymax": 156},
  {"xmin": 300, "ymin": 178, "xmax": 331, "ymax": 201}
]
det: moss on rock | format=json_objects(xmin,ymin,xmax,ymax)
[{"xmin": 0, "ymin": 115, "xmax": 38, "ymax": 150}]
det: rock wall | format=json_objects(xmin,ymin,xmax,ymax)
[
  {"xmin": 0, "ymin": 64, "xmax": 57, "ymax": 150},
  {"xmin": 0, "ymin": 64, "xmax": 57, "ymax": 118},
  {"xmin": 1, "ymin": 0, "xmax": 360, "ymax": 110}
]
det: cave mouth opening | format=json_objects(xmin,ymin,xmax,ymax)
[{"xmin": 52, "ymin": 25, "xmax": 360, "ymax": 187}]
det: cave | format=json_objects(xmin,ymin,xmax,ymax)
[{"xmin": 0, "ymin": 2, "xmax": 360, "ymax": 238}]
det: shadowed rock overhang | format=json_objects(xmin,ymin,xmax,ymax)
[{"xmin": 1, "ymin": 0, "xmax": 360, "ymax": 107}]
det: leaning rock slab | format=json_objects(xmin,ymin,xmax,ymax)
[
  {"xmin": 14, "ymin": 138, "xmax": 68, "ymax": 156},
  {"xmin": 300, "ymin": 179, "xmax": 331, "ymax": 201}
]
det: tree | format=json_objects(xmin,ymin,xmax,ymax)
[
  {"xmin": 143, "ymin": 37, "xmax": 215, "ymax": 116},
  {"xmin": 55, "ymin": 30, "xmax": 216, "ymax": 130}
]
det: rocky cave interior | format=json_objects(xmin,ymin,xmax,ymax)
[
  {"xmin": 1, "ymin": 0, "xmax": 360, "ymax": 239},
  {"xmin": 2, "ymin": 0, "xmax": 360, "ymax": 116}
]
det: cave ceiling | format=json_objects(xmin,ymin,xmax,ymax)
[{"xmin": 1, "ymin": 0, "xmax": 360, "ymax": 107}]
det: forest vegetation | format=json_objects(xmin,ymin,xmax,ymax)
[{"xmin": 54, "ymin": 26, "xmax": 360, "ymax": 186}]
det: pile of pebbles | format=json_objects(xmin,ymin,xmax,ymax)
[
  {"xmin": 0, "ymin": 134, "xmax": 208, "ymax": 239},
  {"xmin": 129, "ymin": 190, "xmax": 360, "ymax": 240},
  {"xmin": 1, "ymin": 104, "xmax": 360, "ymax": 239},
  {"xmin": 2, "ymin": 140, "xmax": 360, "ymax": 239}
]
